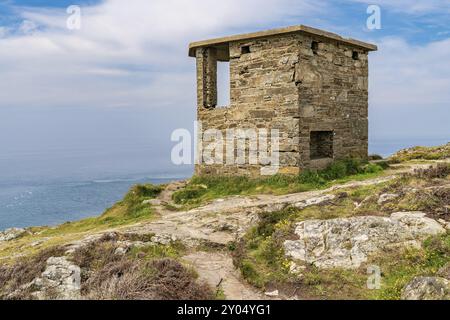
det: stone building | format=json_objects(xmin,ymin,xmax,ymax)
[{"xmin": 189, "ymin": 25, "xmax": 377, "ymax": 176}]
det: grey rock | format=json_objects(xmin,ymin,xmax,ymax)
[
  {"xmin": 114, "ymin": 247, "xmax": 128, "ymax": 255},
  {"xmin": 265, "ymin": 290, "xmax": 279, "ymax": 297},
  {"xmin": 142, "ymin": 199, "xmax": 162, "ymax": 206},
  {"xmin": 284, "ymin": 212, "xmax": 445, "ymax": 269},
  {"xmin": 377, "ymin": 193, "xmax": 399, "ymax": 205},
  {"xmin": 401, "ymin": 277, "xmax": 450, "ymax": 300},
  {"xmin": 0, "ymin": 227, "xmax": 26, "ymax": 241},
  {"xmin": 438, "ymin": 219, "xmax": 450, "ymax": 230},
  {"xmin": 32, "ymin": 256, "xmax": 81, "ymax": 300},
  {"xmin": 151, "ymin": 234, "xmax": 177, "ymax": 245}
]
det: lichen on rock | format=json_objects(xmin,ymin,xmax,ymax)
[{"xmin": 284, "ymin": 212, "xmax": 446, "ymax": 269}]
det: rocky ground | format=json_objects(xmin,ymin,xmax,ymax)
[{"xmin": 0, "ymin": 153, "xmax": 449, "ymax": 300}]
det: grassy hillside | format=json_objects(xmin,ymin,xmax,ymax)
[{"xmin": 0, "ymin": 143, "xmax": 449, "ymax": 300}]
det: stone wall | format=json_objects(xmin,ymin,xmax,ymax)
[
  {"xmin": 194, "ymin": 32, "xmax": 369, "ymax": 176},
  {"xmin": 295, "ymin": 34, "xmax": 369, "ymax": 169}
]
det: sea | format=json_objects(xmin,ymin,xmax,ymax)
[{"xmin": 0, "ymin": 137, "xmax": 448, "ymax": 230}]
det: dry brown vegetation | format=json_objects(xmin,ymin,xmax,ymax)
[
  {"xmin": 411, "ymin": 163, "xmax": 450, "ymax": 180},
  {"xmin": 0, "ymin": 233, "xmax": 214, "ymax": 300},
  {"xmin": 0, "ymin": 246, "xmax": 66, "ymax": 299},
  {"xmin": 72, "ymin": 235, "xmax": 214, "ymax": 300}
]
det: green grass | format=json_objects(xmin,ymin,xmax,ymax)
[
  {"xmin": 370, "ymin": 232, "xmax": 450, "ymax": 300},
  {"xmin": 128, "ymin": 241, "xmax": 186, "ymax": 260},
  {"xmin": 173, "ymin": 159, "xmax": 387, "ymax": 207},
  {"xmin": 390, "ymin": 143, "xmax": 450, "ymax": 163}
]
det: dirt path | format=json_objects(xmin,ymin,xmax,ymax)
[
  {"xmin": 125, "ymin": 174, "xmax": 396, "ymax": 244},
  {"xmin": 183, "ymin": 252, "xmax": 265, "ymax": 300}
]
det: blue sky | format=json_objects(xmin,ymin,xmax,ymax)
[{"xmin": 0, "ymin": 0, "xmax": 449, "ymax": 178}]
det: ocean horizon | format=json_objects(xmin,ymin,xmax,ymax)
[{"xmin": 0, "ymin": 137, "xmax": 448, "ymax": 230}]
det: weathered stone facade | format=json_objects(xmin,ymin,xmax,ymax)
[{"xmin": 189, "ymin": 25, "xmax": 377, "ymax": 176}]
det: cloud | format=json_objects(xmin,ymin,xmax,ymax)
[
  {"xmin": 0, "ymin": 0, "xmax": 449, "ymax": 132},
  {"xmin": 0, "ymin": 0, "xmax": 323, "ymax": 109},
  {"xmin": 368, "ymin": 36, "xmax": 450, "ymax": 139},
  {"xmin": 350, "ymin": 0, "xmax": 450, "ymax": 15},
  {"xmin": 370, "ymin": 36, "xmax": 450, "ymax": 107},
  {"xmin": 18, "ymin": 19, "xmax": 38, "ymax": 34},
  {"xmin": 0, "ymin": 26, "xmax": 8, "ymax": 38}
]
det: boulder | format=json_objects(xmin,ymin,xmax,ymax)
[
  {"xmin": 142, "ymin": 199, "xmax": 162, "ymax": 206},
  {"xmin": 151, "ymin": 233, "xmax": 178, "ymax": 245},
  {"xmin": 31, "ymin": 256, "xmax": 81, "ymax": 300},
  {"xmin": 0, "ymin": 227, "xmax": 26, "ymax": 242},
  {"xmin": 377, "ymin": 193, "xmax": 399, "ymax": 205},
  {"xmin": 265, "ymin": 290, "xmax": 279, "ymax": 297},
  {"xmin": 401, "ymin": 277, "xmax": 450, "ymax": 300},
  {"xmin": 284, "ymin": 212, "xmax": 445, "ymax": 269}
]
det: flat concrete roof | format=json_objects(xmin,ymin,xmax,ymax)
[{"xmin": 189, "ymin": 25, "xmax": 378, "ymax": 57}]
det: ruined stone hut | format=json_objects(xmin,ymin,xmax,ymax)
[{"xmin": 189, "ymin": 25, "xmax": 378, "ymax": 176}]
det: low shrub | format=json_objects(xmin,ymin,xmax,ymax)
[
  {"xmin": 74, "ymin": 237, "xmax": 213, "ymax": 300},
  {"xmin": 413, "ymin": 164, "xmax": 450, "ymax": 179},
  {"xmin": 368, "ymin": 154, "xmax": 384, "ymax": 160},
  {"xmin": 0, "ymin": 246, "xmax": 66, "ymax": 299}
]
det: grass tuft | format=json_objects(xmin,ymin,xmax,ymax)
[
  {"xmin": 390, "ymin": 143, "xmax": 450, "ymax": 163},
  {"xmin": 173, "ymin": 159, "xmax": 387, "ymax": 206}
]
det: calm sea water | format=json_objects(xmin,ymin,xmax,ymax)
[
  {"xmin": 0, "ymin": 176, "xmax": 184, "ymax": 230},
  {"xmin": 0, "ymin": 137, "xmax": 447, "ymax": 230}
]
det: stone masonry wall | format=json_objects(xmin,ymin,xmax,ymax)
[
  {"xmin": 295, "ymin": 35, "xmax": 369, "ymax": 169},
  {"xmin": 196, "ymin": 34, "xmax": 301, "ymax": 176}
]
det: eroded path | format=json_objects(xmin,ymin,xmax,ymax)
[
  {"xmin": 125, "ymin": 174, "xmax": 396, "ymax": 245},
  {"xmin": 183, "ymin": 252, "xmax": 265, "ymax": 300},
  {"xmin": 121, "ymin": 173, "xmax": 402, "ymax": 299}
]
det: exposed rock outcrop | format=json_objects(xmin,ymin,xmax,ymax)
[
  {"xmin": 284, "ymin": 212, "xmax": 446, "ymax": 269},
  {"xmin": 402, "ymin": 277, "xmax": 450, "ymax": 300},
  {"xmin": 31, "ymin": 257, "xmax": 81, "ymax": 300},
  {"xmin": 0, "ymin": 228, "xmax": 26, "ymax": 242},
  {"xmin": 377, "ymin": 193, "xmax": 399, "ymax": 205}
]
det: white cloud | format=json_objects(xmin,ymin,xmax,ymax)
[
  {"xmin": 0, "ymin": 26, "xmax": 8, "ymax": 38},
  {"xmin": 0, "ymin": 0, "xmax": 322, "ymax": 108},
  {"xmin": 18, "ymin": 19, "xmax": 38, "ymax": 34},
  {"xmin": 0, "ymin": 0, "xmax": 449, "ymax": 118},
  {"xmin": 370, "ymin": 36, "xmax": 450, "ymax": 107},
  {"xmin": 350, "ymin": 0, "xmax": 450, "ymax": 14}
]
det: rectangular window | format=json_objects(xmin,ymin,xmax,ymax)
[
  {"xmin": 310, "ymin": 131, "xmax": 334, "ymax": 159},
  {"xmin": 217, "ymin": 61, "xmax": 230, "ymax": 107},
  {"xmin": 311, "ymin": 41, "xmax": 319, "ymax": 54},
  {"xmin": 241, "ymin": 45, "xmax": 251, "ymax": 54}
]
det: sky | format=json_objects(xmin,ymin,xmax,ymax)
[{"xmin": 0, "ymin": 0, "xmax": 449, "ymax": 179}]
